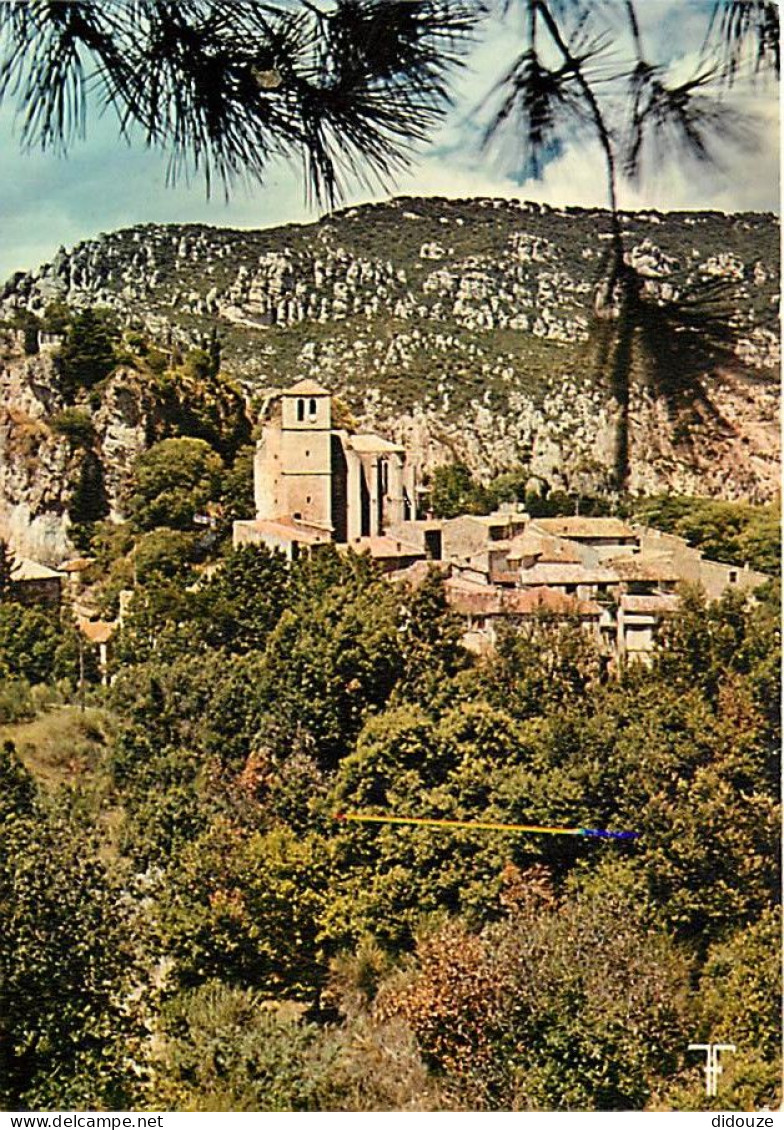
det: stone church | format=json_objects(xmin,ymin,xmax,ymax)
[{"xmin": 234, "ymin": 378, "xmax": 416, "ymax": 556}]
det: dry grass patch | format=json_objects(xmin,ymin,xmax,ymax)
[{"xmin": 0, "ymin": 704, "xmax": 117, "ymax": 788}]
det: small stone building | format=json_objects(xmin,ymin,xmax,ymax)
[{"xmin": 10, "ymin": 558, "xmax": 62, "ymax": 609}]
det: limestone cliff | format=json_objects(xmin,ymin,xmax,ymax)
[
  {"xmin": 0, "ymin": 340, "xmax": 156, "ymax": 562},
  {"xmin": 0, "ymin": 198, "xmax": 779, "ymax": 556}
]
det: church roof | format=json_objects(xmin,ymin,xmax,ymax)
[
  {"xmin": 348, "ymin": 433, "xmax": 405, "ymax": 454},
  {"xmin": 285, "ymin": 378, "xmax": 331, "ymax": 397}
]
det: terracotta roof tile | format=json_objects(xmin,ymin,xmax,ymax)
[
  {"xmin": 622, "ymin": 594, "xmax": 680, "ymax": 615},
  {"xmin": 533, "ymin": 517, "xmax": 635, "ymax": 540},
  {"xmin": 79, "ymin": 619, "xmax": 116, "ymax": 644},
  {"xmin": 508, "ymin": 532, "xmax": 582, "ymax": 564},
  {"xmin": 387, "ymin": 561, "xmax": 448, "ymax": 587},
  {"xmin": 285, "ymin": 378, "xmax": 331, "ymax": 396},
  {"xmin": 348, "ymin": 433, "xmax": 405, "ymax": 454},
  {"xmin": 445, "ymin": 579, "xmax": 600, "ymax": 618},
  {"xmin": 606, "ymin": 554, "xmax": 680, "ymax": 582},
  {"xmin": 517, "ymin": 562, "xmax": 618, "ymax": 585},
  {"xmin": 235, "ymin": 517, "xmax": 331, "ymax": 544}
]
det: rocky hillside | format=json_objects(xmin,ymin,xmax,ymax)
[{"xmin": 0, "ymin": 196, "xmax": 779, "ymax": 559}]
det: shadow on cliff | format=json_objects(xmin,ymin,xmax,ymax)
[{"xmin": 584, "ymin": 264, "xmax": 772, "ymax": 487}]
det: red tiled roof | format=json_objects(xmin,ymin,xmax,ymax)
[
  {"xmin": 606, "ymin": 554, "xmax": 680, "ymax": 582},
  {"xmin": 79, "ymin": 619, "xmax": 116, "ymax": 644},
  {"xmin": 516, "ymin": 562, "xmax": 618, "ymax": 585},
  {"xmin": 507, "ymin": 532, "xmax": 582, "ymax": 564},
  {"xmin": 387, "ymin": 561, "xmax": 449, "ymax": 587},
  {"xmin": 285, "ymin": 378, "xmax": 331, "ymax": 396},
  {"xmin": 621, "ymin": 594, "xmax": 680, "ymax": 615},
  {"xmin": 236, "ymin": 516, "xmax": 332, "ymax": 544},
  {"xmin": 445, "ymin": 579, "xmax": 600, "ymax": 618},
  {"xmin": 532, "ymin": 517, "xmax": 635, "ymax": 540}
]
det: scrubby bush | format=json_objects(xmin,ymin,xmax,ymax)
[
  {"xmin": 50, "ymin": 408, "xmax": 96, "ymax": 449},
  {"xmin": 0, "ymin": 678, "xmax": 35, "ymax": 723},
  {"xmin": 57, "ymin": 309, "xmax": 118, "ymax": 400},
  {"xmin": 127, "ymin": 437, "xmax": 223, "ymax": 531}
]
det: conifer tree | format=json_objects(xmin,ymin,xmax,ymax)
[{"xmin": 0, "ymin": 540, "xmax": 16, "ymax": 602}]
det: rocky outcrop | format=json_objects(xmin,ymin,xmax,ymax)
[
  {"xmin": 0, "ymin": 340, "xmax": 155, "ymax": 562},
  {"xmin": 0, "ymin": 345, "xmax": 72, "ymax": 562},
  {"xmin": 0, "ymin": 198, "xmax": 779, "ymax": 523}
]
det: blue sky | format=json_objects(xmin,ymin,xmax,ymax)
[{"xmin": 0, "ymin": 0, "xmax": 779, "ymax": 282}]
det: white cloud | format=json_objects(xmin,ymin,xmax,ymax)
[{"xmin": 0, "ymin": 0, "xmax": 778, "ymax": 282}]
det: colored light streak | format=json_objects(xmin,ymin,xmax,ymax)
[{"xmin": 334, "ymin": 813, "xmax": 640, "ymax": 841}]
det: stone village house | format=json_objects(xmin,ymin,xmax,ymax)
[{"xmin": 225, "ymin": 379, "xmax": 765, "ymax": 660}]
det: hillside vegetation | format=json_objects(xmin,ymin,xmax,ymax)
[{"xmin": 0, "ymin": 533, "xmax": 780, "ymax": 1111}]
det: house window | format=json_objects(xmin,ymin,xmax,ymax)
[
  {"xmin": 308, "ymin": 398, "xmax": 317, "ymax": 419},
  {"xmin": 729, "ymin": 569, "xmax": 738, "ymax": 584},
  {"xmin": 296, "ymin": 399, "xmax": 305, "ymax": 422}
]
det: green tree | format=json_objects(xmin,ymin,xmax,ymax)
[
  {"xmin": 0, "ymin": 2, "xmax": 477, "ymax": 205},
  {"xmin": 41, "ymin": 300, "xmax": 72, "ymax": 336},
  {"xmin": 206, "ymin": 328, "xmax": 222, "ymax": 379},
  {"xmin": 57, "ymin": 309, "xmax": 118, "ymax": 400},
  {"xmin": 0, "ymin": 740, "xmax": 36, "ymax": 822},
  {"xmin": 0, "ymin": 603, "xmax": 65, "ymax": 684},
  {"xmin": 68, "ymin": 450, "xmax": 110, "ymax": 538},
  {"xmin": 477, "ymin": 613, "xmax": 604, "ymax": 718},
  {"xmin": 662, "ymin": 909, "xmax": 782, "ymax": 1111},
  {"xmin": 376, "ymin": 885, "xmax": 691, "ymax": 1111},
  {"xmin": 392, "ymin": 567, "xmax": 468, "ymax": 706},
  {"xmin": 151, "ymin": 982, "xmax": 328, "ymax": 1111},
  {"xmin": 133, "ymin": 528, "xmax": 199, "ymax": 585},
  {"xmin": 193, "ymin": 544, "xmax": 290, "ymax": 654},
  {"xmin": 11, "ymin": 309, "xmax": 40, "ymax": 356},
  {"xmin": 254, "ymin": 554, "xmax": 404, "ymax": 767},
  {"xmin": 699, "ymin": 910, "xmax": 781, "ymax": 1065},
  {"xmin": 217, "ymin": 443, "xmax": 256, "ymax": 537},
  {"xmin": 50, "ymin": 407, "xmax": 96, "ymax": 449},
  {"xmin": 0, "ymin": 755, "xmax": 144, "ymax": 1108},
  {"xmin": 157, "ymin": 819, "xmax": 328, "ymax": 999},
  {"xmin": 151, "ymin": 979, "xmax": 439, "ymax": 1112},
  {"xmin": 107, "ymin": 723, "xmax": 215, "ymax": 870},
  {"xmin": 326, "ymin": 700, "xmax": 549, "ymax": 950},
  {"xmin": 428, "ymin": 462, "xmax": 491, "ymax": 519},
  {"xmin": 183, "ymin": 347, "xmax": 212, "ymax": 381},
  {"xmin": 127, "ymin": 437, "xmax": 223, "ymax": 531},
  {"xmin": 0, "ymin": 539, "xmax": 15, "ymax": 600}
]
